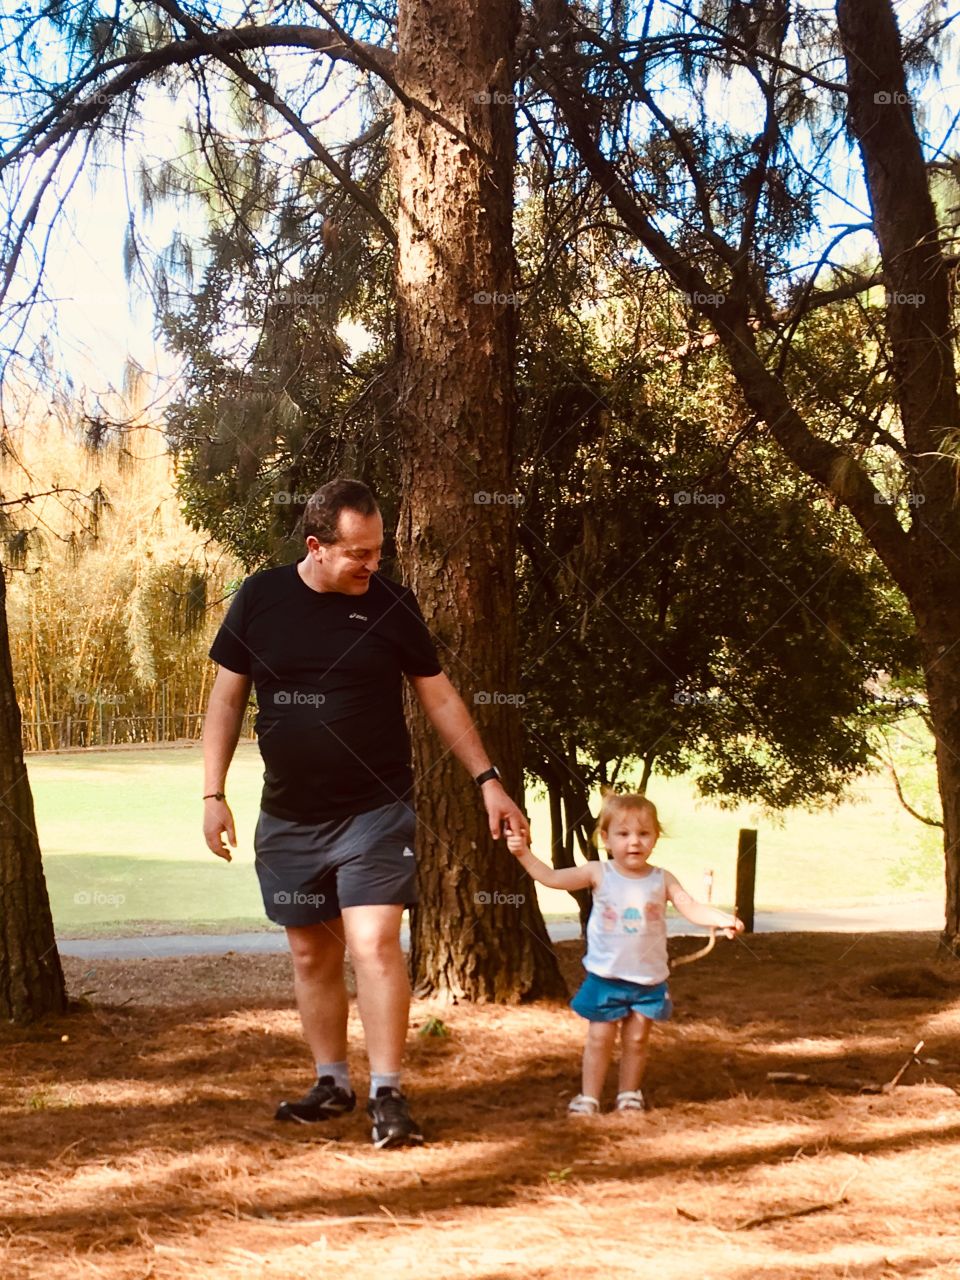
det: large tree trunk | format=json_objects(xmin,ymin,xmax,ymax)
[
  {"xmin": 0, "ymin": 564, "xmax": 66, "ymax": 1021},
  {"xmin": 393, "ymin": 0, "xmax": 565, "ymax": 998},
  {"xmin": 836, "ymin": 0, "xmax": 960, "ymax": 951},
  {"xmin": 919, "ymin": 621, "xmax": 960, "ymax": 947}
]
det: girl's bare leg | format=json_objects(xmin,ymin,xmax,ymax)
[
  {"xmin": 618, "ymin": 1011, "xmax": 653, "ymax": 1094},
  {"xmin": 581, "ymin": 1020, "xmax": 619, "ymax": 1099}
]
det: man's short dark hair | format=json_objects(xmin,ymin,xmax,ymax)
[{"xmin": 302, "ymin": 478, "xmax": 379, "ymax": 544}]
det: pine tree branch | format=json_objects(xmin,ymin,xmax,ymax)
[
  {"xmin": 529, "ymin": 4, "xmax": 912, "ymax": 595},
  {"xmin": 149, "ymin": 0, "xmax": 395, "ymax": 244},
  {"xmin": 10, "ymin": 26, "xmax": 394, "ymax": 168}
]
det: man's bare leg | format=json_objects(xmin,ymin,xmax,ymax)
[
  {"xmin": 284, "ymin": 919, "xmax": 348, "ymax": 1064},
  {"xmin": 340, "ymin": 903, "xmax": 409, "ymax": 1074},
  {"xmin": 341, "ymin": 903, "xmax": 421, "ymax": 1145}
]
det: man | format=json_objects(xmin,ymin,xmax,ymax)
[{"xmin": 202, "ymin": 477, "xmax": 527, "ymax": 1148}]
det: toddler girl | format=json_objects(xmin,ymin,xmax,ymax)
[{"xmin": 507, "ymin": 791, "xmax": 742, "ymax": 1114}]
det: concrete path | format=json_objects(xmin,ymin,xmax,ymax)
[{"xmin": 57, "ymin": 897, "xmax": 943, "ymax": 959}]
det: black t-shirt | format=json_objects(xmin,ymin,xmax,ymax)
[{"xmin": 208, "ymin": 564, "xmax": 442, "ymax": 822}]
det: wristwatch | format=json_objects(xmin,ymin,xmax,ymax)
[{"xmin": 474, "ymin": 767, "xmax": 501, "ymax": 787}]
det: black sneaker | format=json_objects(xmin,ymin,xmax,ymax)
[
  {"xmin": 275, "ymin": 1075, "xmax": 357, "ymax": 1124},
  {"xmin": 366, "ymin": 1087, "xmax": 424, "ymax": 1149}
]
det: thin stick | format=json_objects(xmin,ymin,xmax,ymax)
[
  {"xmin": 766, "ymin": 1071, "xmax": 869, "ymax": 1091},
  {"xmin": 735, "ymin": 1194, "xmax": 848, "ymax": 1231},
  {"xmin": 671, "ymin": 928, "xmax": 716, "ymax": 969},
  {"xmin": 882, "ymin": 1039, "xmax": 925, "ymax": 1093},
  {"xmin": 50, "ymin": 1138, "xmax": 87, "ymax": 1164}
]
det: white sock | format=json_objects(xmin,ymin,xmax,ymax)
[
  {"xmin": 316, "ymin": 1060, "xmax": 351, "ymax": 1091},
  {"xmin": 370, "ymin": 1071, "xmax": 401, "ymax": 1098}
]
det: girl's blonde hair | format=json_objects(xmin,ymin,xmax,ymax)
[{"xmin": 593, "ymin": 790, "xmax": 663, "ymax": 850}]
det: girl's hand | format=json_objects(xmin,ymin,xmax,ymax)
[
  {"xmin": 505, "ymin": 830, "xmax": 529, "ymax": 858},
  {"xmin": 720, "ymin": 915, "xmax": 745, "ymax": 939}
]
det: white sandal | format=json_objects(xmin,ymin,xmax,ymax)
[
  {"xmin": 615, "ymin": 1089, "xmax": 645, "ymax": 1111},
  {"xmin": 567, "ymin": 1093, "xmax": 600, "ymax": 1115}
]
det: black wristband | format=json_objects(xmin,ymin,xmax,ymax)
[
  {"xmin": 474, "ymin": 767, "xmax": 501, "ymax": 787},
  {"xmin": 203, "ymin": 792, "xmax": 226, "ymax": 801}
]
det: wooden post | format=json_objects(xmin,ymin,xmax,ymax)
[{"xmin": 736, "ymin": 828, "xmax": 757, "ymax": 933}]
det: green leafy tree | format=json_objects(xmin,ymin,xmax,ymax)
[
  {"xmin": 524, "ymin": 0, "xmax": 960, "ymax": 948},
  {"xmin": 515, "ymin": 287, "xmax": 917, "ymax": 887}
]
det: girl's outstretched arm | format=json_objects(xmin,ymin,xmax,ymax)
[
  {"xmin": 664, "ymin": 870, "xmax": 743, "ymax": 937},
  {"xmin": 505, "ymin": 831, "xmax": 599, "ymax": 892}
]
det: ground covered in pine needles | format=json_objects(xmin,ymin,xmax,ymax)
[{"xmin": 3, "ymin": 932, "xmax": 960, "ymax": 1279}]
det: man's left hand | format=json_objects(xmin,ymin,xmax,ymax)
[{"xmin": 481, "ymin": 782, "xmax": 529, "ymax": 842}]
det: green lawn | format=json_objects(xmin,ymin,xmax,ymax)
[{"xmin": 29, "ymin": 741, "xmax": 941, "ymax": 937}]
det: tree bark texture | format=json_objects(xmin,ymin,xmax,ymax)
[
  {"xmin": 0, "ymin": 565, "xmax": 66, "ymax": 1022},
  {"xmin": 393, "ymin": 0, "xmax": 565, "ymax": 998}
]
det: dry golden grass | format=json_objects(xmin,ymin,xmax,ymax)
[{"xmin": 3, "ymin": 933, "xmax": 960, "ymax": 1279}]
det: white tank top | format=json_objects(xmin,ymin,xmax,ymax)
[{"xmin": 584, "ymin": 862, "xmax": 669, "ymax": 985}]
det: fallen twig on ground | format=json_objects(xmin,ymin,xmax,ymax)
[
  {"xmin": 767, "ymin": 1039, "xmax": 929, "ymax": 1095},
  {"xmin": 766, "ymin": 1072, "xmax": 866, "ymax": 1090},
  {"xmin": 678, "ymin": 1185, "xmax": 852, "ymax": 1233},
  {"xmin": 734, "ymin": 1194, "xmax": 849, "ymax": 1231},
  {"xmin": 882, "ymin": 1040, "xmax": 925, "ymax": 1093}
]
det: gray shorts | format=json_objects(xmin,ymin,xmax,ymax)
[{"xmin": 253, "ymin": 799, "xmax": 418, "ymax": 926}]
